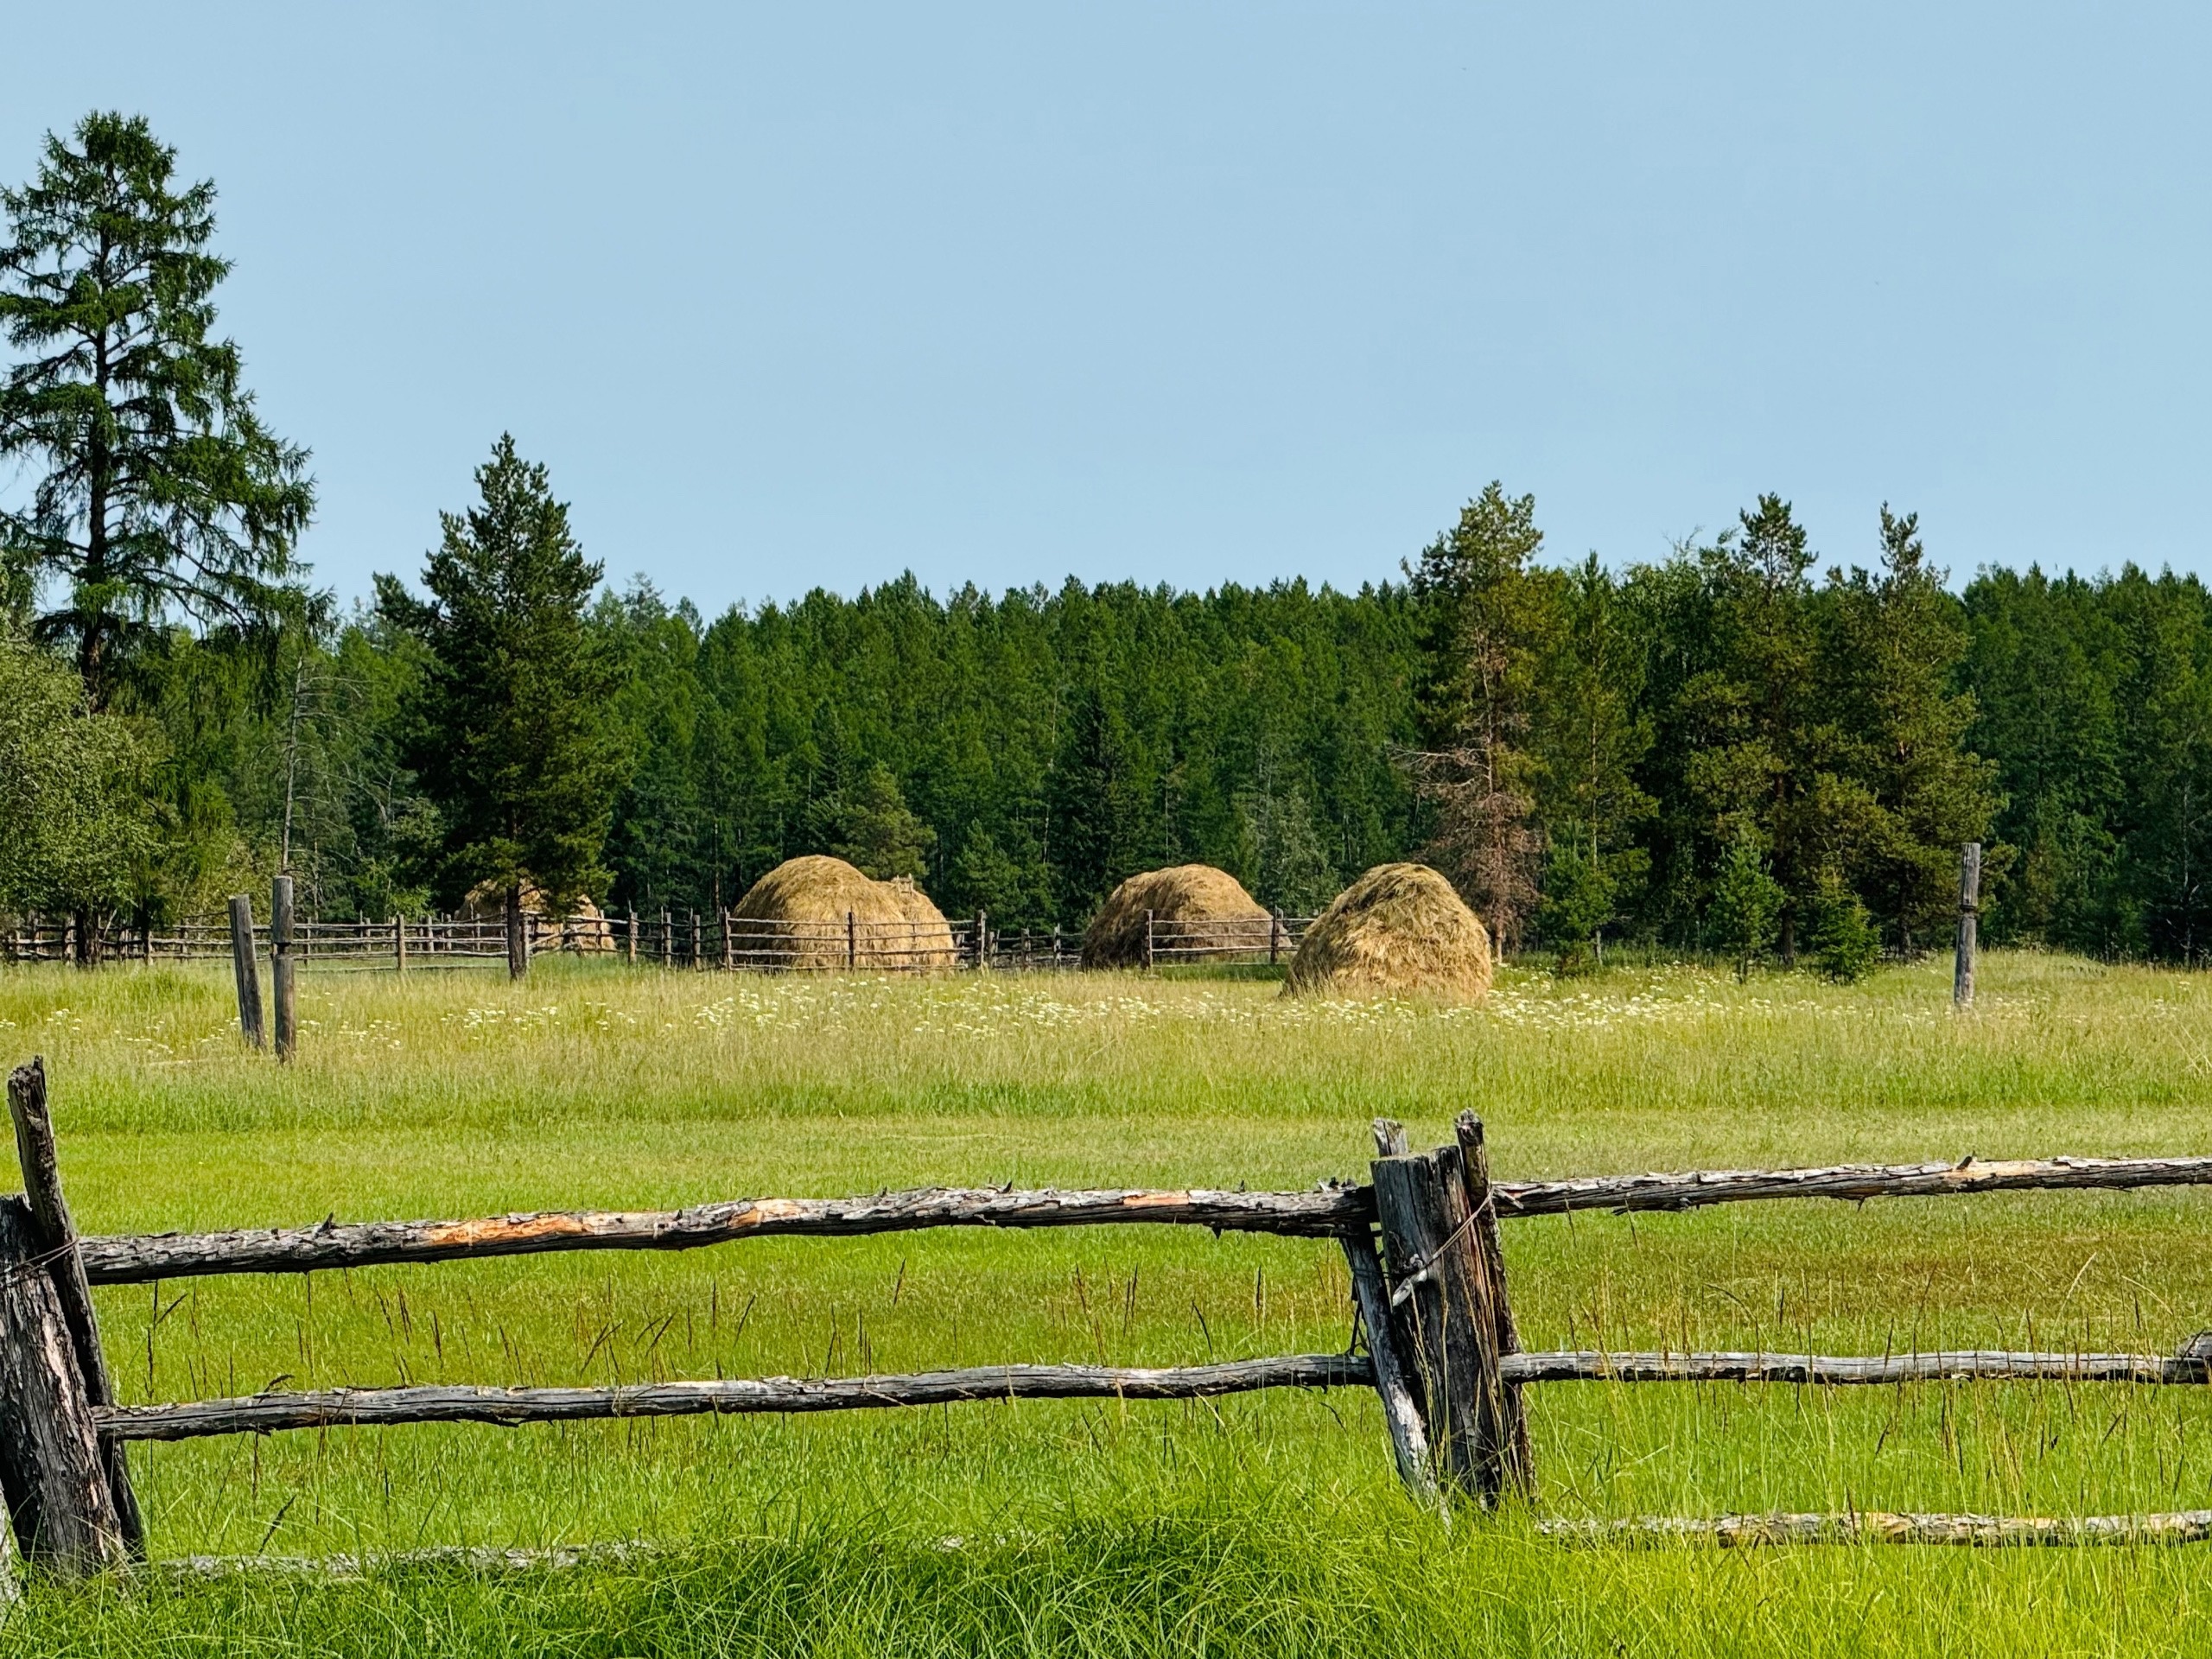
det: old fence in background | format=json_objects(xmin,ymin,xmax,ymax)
[{"xmin": 3, "ymin": 1056, "xmax": 2212, "ymax": 1583}]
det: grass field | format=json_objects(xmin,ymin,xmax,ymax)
[{"xmin": 6, "ymin": 949, "xmax": 2212, "ymax": 1654}]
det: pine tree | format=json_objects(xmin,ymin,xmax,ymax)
[
  {"xmin": 1047, "ymin": 684, "xmax": 1142, "ymax": 921},
  {"xmin": 1818, "ymin": 506, "xmax": 1999, "ymax": 951},
  {"xmin": 1707, "ymin": 835, "xmax": 1784, "ymax": 981},
  {"xmin": 1675, "ymin": 496, "xmax": 1816, "ymax": 957},
  {"xmin": 377, "ymin": 435, "xmax": 627, "ymax": 977},
  {"xmin": 1807, "ymin": 863, "xmax": 1882, "ymax": 982},
  {"xmin": 0, "ymin": 113, "xmax": 314, "ymax": 709},
  {"xmin": 827, "ymin": 762, "xmax": 935, "ymax": 880},
  {"xmin": 1405, "ymin": 482, "xmax": 1555, "ymax": 949},
  {"xmin": 1536, "ymin": 553, "xmax": 1654, "ymax": 942}
]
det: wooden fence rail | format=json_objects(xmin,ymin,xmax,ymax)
[
  {"xmin": 5, "ymin": 1055, "xmax": 2212, "ymax": 1585},
  {"xmin": 72, "ymin": 1151, "xmax": 2212, "ymax": 1285}
]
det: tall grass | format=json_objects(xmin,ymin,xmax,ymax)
[{"xmin": 6, "ymin": 950, "xmax": 2212, "ymax": 1654}]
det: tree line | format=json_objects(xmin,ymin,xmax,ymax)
[{"xmin": 9, "ymin": 113, "xmax": 2212, "ymax": 973}]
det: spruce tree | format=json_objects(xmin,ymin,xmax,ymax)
[
  {"xmin": 1819, "ymin": 507, "xmax": 1999, "ymax": 950},
  {"xmin": 1405, "ymin": 482, "xmax": 1555, "ymax": 948},
  {"xmin": 377, "ymin": 436, "xmax": 626, "ymax": 977},
  {"xmin": 0, "ymin": 112, "xmax": 314, "ymax": 709}
]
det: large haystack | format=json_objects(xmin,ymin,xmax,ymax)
[
  {"xmin": 731, "ymin": 855, "xmax": 956, "ymax": 970},
  {"xmin": 1283, "ymin": 862, "xmax": 1491, "ymax": 1001},
  {"xmin": 1082, "ymin": 864, "xmax": 1269, "ymax": 969}
]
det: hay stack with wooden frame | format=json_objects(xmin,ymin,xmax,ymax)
[
  {"xmin": 1283, "ymin": 862, "xmax": 1492, "ymax": 1001},
  {"xmin": 730, "ymin": 855, "xmax": 956, "ymax": 970},
  {"xmin": 1082, "ymin": 864, "xmax": 1268, "ymax": 969}
]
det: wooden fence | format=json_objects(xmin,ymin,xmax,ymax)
[
  {"xmin": 4, "ymin": 906, "xmax": 1323, "ymax": 976},
  {"xmin": 8, "ymin": 1058, "xmax": 2212, "ymax": 1582}
]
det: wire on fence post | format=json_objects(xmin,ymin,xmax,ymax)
[
  {"xmin": 1453, "ymin": 1111, "xmax": 1533, "ymax": 1497},
  {"xmin": 1370, "ymin": 1122, "xmax": 1516, "ymax": 1507}
]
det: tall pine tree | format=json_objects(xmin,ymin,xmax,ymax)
[
  {"xmin": 1406, "ymin": 483, "xmax": 1554, "ymax": 949},
  {"xmin": 377, "ymin": 435, "xmax": 627, "ymax": 977},
  {"xmin": 0, "ymin": 112, "xmax": 314, "ymax": 709}
]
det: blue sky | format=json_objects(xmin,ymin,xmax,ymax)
[{"xmin": 5, "ymin": 2, "xmax": 2206, "ymax": 611}]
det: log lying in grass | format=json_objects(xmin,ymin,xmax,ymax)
[
  {"xmin": 75, "ymin": 1185, "xmax": 1374, "ymax": 1283},
  {"xmin": 97, "ymin": 1354, "xmax": 1376, "ymax": 1441},
  {"xmin": 1503, "ymin": 1350, "xmax": 2212, "ymax": 1385},
  {"xmin": 1491, "ymin": 1154, "xmax": 2212, "ymax": 1217},
  {"xmin": 1541, "ymin": 1510, "xmax": 2212, "ymax": 1547}
]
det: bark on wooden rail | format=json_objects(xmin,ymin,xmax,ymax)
[
  {"xmin": 97, "ymin": 1354, "xmax": 1375, "ymax": 1441},
  {"xmin": 1490, "ymin": 1154, "xmax": 2212, "ymax": 1217},
  {"xmin": 76, "ymin": 1185, "xmax": 1372, "ymax": 1283},
  {"xmin": 1540, "ymin": 1510, "xmax": 2212, "ymax": 1547},
  {"xmin": 1501, "ymin": 1350, "xmax": 2212, "ymax": 1385}
]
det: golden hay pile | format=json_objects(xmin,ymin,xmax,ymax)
[
  {"xmin": 461, "ymin": 881, "xmax": 614, "ymax": 952},
  {"xmin": 1282, "ymin": 862, "xmax": 1491, "ymax": 1001},
  {"xmin": 1082, "ymin": 864, "xmax": 1269, "ymax": 969},
  {"xmin": 731, "ymin": 855, "xmax": 955, "ymax": 970}
]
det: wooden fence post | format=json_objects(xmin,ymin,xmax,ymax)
[
  {"xmin": 1143, "ymin": 909, "xmax": 1154, "ymax": 969},
  {"xmin": 660, "ymin": 911, "xmax": 671, "ymax": 969},
  {"xmin": 690, "ymin": 910, "xmax": 702, "ymax": 969},
  {"xmin": 1269, "ymin": 911, "xmax": 1281, "ymax": 965},
  {"xmin": 270, "ymin": 876, "xmax": 297, "ymax": 1061},
  {"xmin": 394, "ymin": 914, "xmax": 408, "ymax": 976},
  {"xmin": 1343, "ymin": 1120, "xmax": 1438, "ymax": 1507},
  {"xmin": 847, "ymin": 910, "xmax": 857, "ymax": 970},
  {"xmin": 8, "ymin": 1061, "xmax": 142, "ymax": 1556},
  {"xmin": 1955, "ymin": 842, "xmax": 1980, "ymax": 1007},
  {"xmin": 627, "ymin": 909, "xmax": 639, "ymax": 966},
  {"xmin": 1369, "ymin": 1126, "xmax": 1516, "ymax": 1505},
  {"xmin": 0, "ymin": 1193, "xmax": 124, "ymax": 1577},
  {"xmin": 1452, "ymin": 1111, "xmax": 1532, "ymax": 1496},
  {"xmin": 227, "ymin": 896, "xmax": 264, "ymax": 1052}
]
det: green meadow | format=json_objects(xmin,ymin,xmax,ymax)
[{"xmin": 7, "ymin": 949, "xmax": 2212, "ymax": 1655}]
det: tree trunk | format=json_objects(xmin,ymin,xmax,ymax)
[{"xmin": 505, "ymin": 884, "xmax": 528, "ymax": 981}]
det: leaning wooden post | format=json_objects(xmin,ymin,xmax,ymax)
[
  {"xmin": 0, "ymin": 1192, "xmax": 124, "ymax": 1577},
  {"xmin": 1342, "ymin": 1120, "xmax": 1439, "ymax": 1508},
  {"xmin": 227, "ymin": 895, "xmax": 265, "ymax": 1052},
  {"xmin": 1452, "ymin": 1110, "xmax": 1533, "ymax": 1497},
  {"xmin": 1955, "ymin": 842, "xmax": 1980, "ymax": 1007},
  {"xmin": 270, "ymin": 875, "xmax": 297, "ymax": 1060},
  {"xmin": 1369, "ymin": 1125, "xmax": 1514, "ymax": 1504},
  {"xmin": 8, "ymin": 1061, "xmax": 142, "ymax": 1556}
]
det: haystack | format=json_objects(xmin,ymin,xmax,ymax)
[
  {"xmin": 461, "ymin": 881, "xmax": 614, "ymax": 952},
  {"xmin": 1082, "ymin": 864, "xmax": 1268, "ymax": 969},
  {"xmin": 730, "ymin": 855, "xmax": 955, "ymax": 970},
  {"xmin": 1282, "ymin": 862, "xmax": 1491, "ymax": 1001}
]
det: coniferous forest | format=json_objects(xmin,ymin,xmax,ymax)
[{"xmin": 10, "ymin": 114, "xmax": 2212, "ymax": 968}]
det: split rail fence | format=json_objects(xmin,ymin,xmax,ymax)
[
  {"xmin": 6, "ymin": 1057, "xmax": 2212, "ymax": 1585},
  {"xmin": 6, "ymin": 907, "xmax": 1319, "ymax": 976}
]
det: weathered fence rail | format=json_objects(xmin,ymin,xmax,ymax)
[
  {"xmin": 72, "ymin": 1151, "xmax": 2212, "ymax": 1284},
  {"xmin": 3, "ymin": 1055, "xmax": 2212, "ymax": 1584}
]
